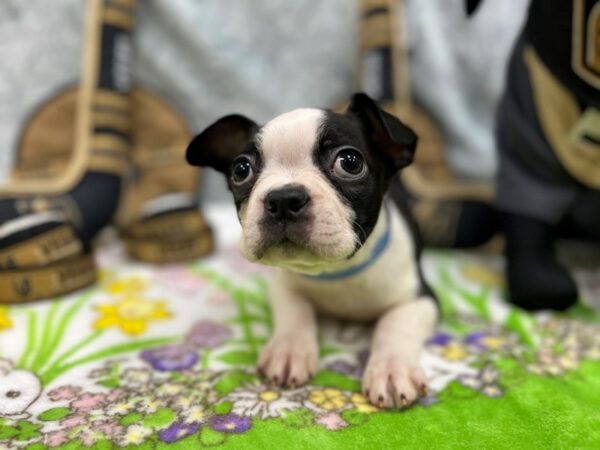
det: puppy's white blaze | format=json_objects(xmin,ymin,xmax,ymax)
[
  {"xmin": 258, "ymin": 108, "xmax": 324, "ymax": 165},
  {"xmin": 240, "ymin": 108, "xmax": 357, "ymax": 265}
]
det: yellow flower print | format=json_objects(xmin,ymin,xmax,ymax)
[
  {"xmin": 157, "ymin": 382, "xmax": 186, "ymax": 397},
  {"xmin": 0, "ymin": 307, "xmax": 12, "ymax": 331},
  {"xmin": 558, "ymin": 355, "xmax": 578, "ymax": 370},
  {"xmin": 183, "ymin": 406, "xmax": 207, "ymax": 424},
  {"xmin": 173, "ymin": 395, "xmax": 193, "ymax": 410},
  {"xmin": 107, "ymin": 400, "xmax": 137, "ymax": 416},
  {"xmin": 259, "ymin": 390, "xmax": 280, "ymax": 403},
  {"xmin": 586, "ymin": 346, "xmax": 600, "ymax": 359},
  {"xmin": 120, "ymin": 425, "xmax": 152, "ymax": 446},
  {"xmin": 106, "ymin": 277, "xmax": 148, "ymax": 295},
  {"xmin": 461, "ymin": 264, "xmax": 504, "ymax": 288},
  {"xmin": 351, "ymin": 393, "xmax": 379, "ymax": 413},
  {"xmin": 94, "ymin": 296, "xmax": 171, "ymax": 336},
  {"xmin": 443, "ymin": 342, "xmax": 468, "ymax": 361},
  {"xmin": 308, "ymin": 388, "xmax": 349, "ymax": 410},
  {"xmin": 481, "ymin": 385, "xmax": 502, "ymax": 397},
  {"xmin": 481, "ymin": 336, "xmax": 506, "ymax": 350}
]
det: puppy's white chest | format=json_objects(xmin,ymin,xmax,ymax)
[{"xmin": 287, "ymin": 211, "xmax": 420, "ymax": 320}]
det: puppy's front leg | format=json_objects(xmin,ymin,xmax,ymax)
[
  {"xmin": 363, "ymin": 298, "xmax": 437, "ymax": 408},
  {"xmin": 258, "ymin": 272, "xmax": 319, "ymax": 388}
]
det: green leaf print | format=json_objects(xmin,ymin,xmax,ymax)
[{"xmin": 38, "ymin": 407, "xmax": 71, "ymax": 421}]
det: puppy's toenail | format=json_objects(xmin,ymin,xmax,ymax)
[
  {"xmin": 419, "ymin": 384, "xmax": 428, "ymax": 397},
  {"xmin": 400, "ymin": 394, "xmax": 408, "ymax": 407}
]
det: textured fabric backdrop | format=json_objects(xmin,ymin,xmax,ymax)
[{"xmin": 0, "ymin": 0, "xmax": 527, "ymax": 196}]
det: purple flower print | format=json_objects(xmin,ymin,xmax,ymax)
[
  {"xmin": 141, "ymin": 344, "xmax": 199, "ymax": 371},
  {"xmin": 465, "ymin": 332, "xmax": 507, "ymax": 351},
  {"xmin": 465, "ymin": 332, "xmax": 488, "ymax": 350},
  {"xmin": 211, "ymin": 414, "xmax": 252, "ymax": 433},
  {"xmin": 185, "ymin": 321, "xmax": 232, "ymax": 349},
  {"xmin": 429, "ymin": 332, "xmax": 453, "ymax": 346},
  {"xmin": 458, "ymin": 374, "xmax": 483, "ymax": 390},
  {"xmin": 358, "ymin": 350, "xmax": 370, "ymax": 368},
  {"xmin": 481, "ymin": 385, "xmax": 502, "ymax": 398},
  {"xmin": 159, "ymin": 422, "xmax": 201, "ymax": 443},
  {"xmin": 458, "ymin": 365, "xmax": 503, "ymax": 398},
  {"xmin": 419, "ymin": 394, "xmax": 439, "ymax": 407},
  {"xmin": 327, "ymin": 361, "xmax": 361, "ymax": 378}
]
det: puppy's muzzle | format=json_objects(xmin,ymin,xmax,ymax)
[{"xmin": 264, "ymin": 184, "xmax": 310, "ymax": 224}]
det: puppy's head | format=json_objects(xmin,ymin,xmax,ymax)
[{"xmin": 187, "ymin": 93, "xmax": 417, "ymax": 272}]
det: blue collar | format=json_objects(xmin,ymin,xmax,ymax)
[{"xmin": 302, "ymin": 205, "xmax": 391, "ymax": 281}]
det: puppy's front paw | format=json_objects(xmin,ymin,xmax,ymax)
[
  {"xmin": 258, "ymin": 334, "xmax": 318, "ymax": 388},
  {"xmin": 362, "ymin": 354, "xmax": 427, "ymax": 409}
]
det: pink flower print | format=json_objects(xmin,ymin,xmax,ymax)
[
  {"xmin": 105, "ymin": 388, "xmax": 125, "ymax": 403},
  {"xmin": 91, "ymin": 419, "xmax": 122, "ymax": 436},
  {"xmin": 45, "ymin": 430, "xmax": 68, "ymax": 447},
  {"xmin": 71, "ymin": 392, "xmax": 105, "ymax": 412},
  {"xmin": 207, "ymin": 290, "xmax": 231, "ymax": 306},
  {"xmin": 156, "ymin": 266, "xmax": 207, "ymax": 296},
  {"xmin": 315, "ymin": 412, "xmax": 348, "ymax": 431},
  {"xmin": 60, "ymin": 413, "xmax": 87, "ymax": 428},
  {"xmin": 48, "ymin": 385, "xmax": 82, "ymax": 402},
  {"xmin": 185, "ymin": 320, "xmax": 232, "ymax": 349}
]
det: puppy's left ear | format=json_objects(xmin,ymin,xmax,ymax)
[
  {"xmin": 348, "ymin": 93, "xmax": 417, "ymax": 171},
  {"xmin": 186, "ymin": 114, "xmax": 258, "ymax": 174}
]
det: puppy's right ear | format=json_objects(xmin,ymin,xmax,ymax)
[{"xmin": 186, "ymin": 114, "xmax": 258, "ymax": 174}]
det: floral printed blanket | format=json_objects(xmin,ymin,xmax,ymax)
[{"xmin": 0, "ymin": 206, "xmax": 599, "ymax": 450}]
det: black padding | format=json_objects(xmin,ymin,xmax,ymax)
[
  {"xmin": 502, "ymin": 212, "xmax": 578, "ymax": 311},
  {"xmin": 71, "ymin": 171, "xmax": 122, "ymax": 243},
  {"xmin": 0, "ymin": 171, "xmax": 121, "ymax": 249},
  {"xmin": 465, "ymin": 0, "xmax": 483, "ymax": 15},
  {"xmin": 0, "ymin": 220, "xmax": 64, "ymax": 250}
]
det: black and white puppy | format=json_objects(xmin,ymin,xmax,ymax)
[{"xmin": 187, "ymin": 93, "xmax": 438, "ymax": 408}]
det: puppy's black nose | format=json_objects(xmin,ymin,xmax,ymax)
[{"xmin": 265, "ymin": 185, "xmax": 310, "ymax": 223}]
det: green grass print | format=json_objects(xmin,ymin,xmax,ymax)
[
  {"xmin": 192, "ymin": 265, "xmax": 272, "ymax": 366},
  {"xmin": 6, "ymin": 290, "xmax": 177, "ymax": 385}
]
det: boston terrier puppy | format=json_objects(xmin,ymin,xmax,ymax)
[{"xmin": 187, "ymin": 93, "xmax": 438, "ymax": 408}]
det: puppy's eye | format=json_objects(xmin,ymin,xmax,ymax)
[
  {"xmin": 332, "ymin": 148, "xmax": 366, "ymax": 178},
  {"xmin": 231, "ymin": 158, "xmax": 254, "ymax": 185}
]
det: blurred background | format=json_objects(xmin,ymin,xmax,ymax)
[{"xmin": 0, "ymin": 0, "xmax": 528, "ymax": 201}]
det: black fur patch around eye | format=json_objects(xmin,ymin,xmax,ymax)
[
  {"xmin": 314, "ymin": 112, "xmax": 389, "ymax": 249},
  {"xmin": 229, "ymin": 142, "xmax": 263, "ymax": 212}
]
